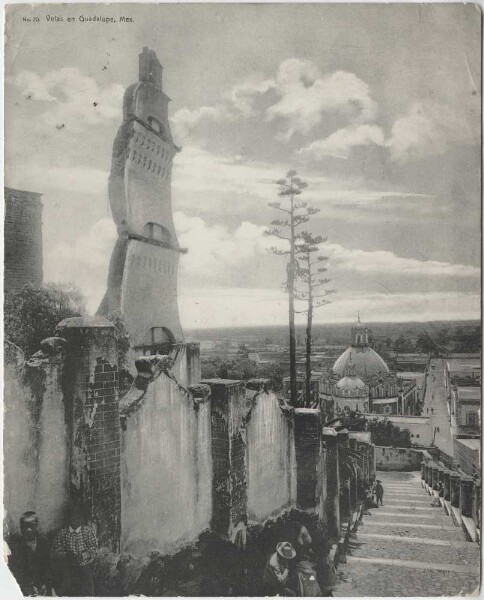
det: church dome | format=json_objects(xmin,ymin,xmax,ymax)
[
  {"xmin": 335, "ymin": 375, "xmax": 367, "ymax": 397},
  {"xmin": 333, "ymin": 346, "xmax": 390, "ymax": 378}
]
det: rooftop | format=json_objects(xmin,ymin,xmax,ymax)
[
  {"xmin": 455, "ymin": 438, "xmax": 481, "ymax": 451},
  {"xmin": 456, "ymin": 387, "xmax": 481, "ymax": 401}
]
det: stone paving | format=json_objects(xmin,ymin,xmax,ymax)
[
  {"xmin": 424, "ymin": 358, "xmax": 454, "ymax": 456},
  {"xmin": 334, "ymin": 471, "xmax": 480, "ymax": 596}
]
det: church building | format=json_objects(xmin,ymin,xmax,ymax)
[{"xmin": 321, "ymin": 318, "xmax": 419, "ymax": 417}]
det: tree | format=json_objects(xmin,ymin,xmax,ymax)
[
  {"xmin": 201, "ymin": 357, "xmax": 259, "ymax": 381},
  {"xmin": 393, "ymin": 334, "xmax": 414, "ymax": 354},
  {"xmin": 4, "ymin": 283, "xmax": 86, "ymax": 356},
  {"xmin": 415, "ymin": 332, "xmax": 436, "ymax": 355},
  {"xmin": 366, "ymin": 418, "xmax": 412, "ymax": 448},
  {"xmin": 294, "ymin": 231, "xmax": 334, "ymax": 407},
  {"xmin": 266, "ymin": 171, "xmax": 317, "ymax": 406}
]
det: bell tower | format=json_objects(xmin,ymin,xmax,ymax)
[
  {"xmin": 98, "ymin": 48, "xmax": 184, "ymax": 355},
  {"xmin": 351, "ymin": 314, "xmax": 369, "ymax": 347}
]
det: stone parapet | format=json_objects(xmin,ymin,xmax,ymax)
[{"xmin": 57, "ymin": 316, "xmax": 121, "ymax": 551}]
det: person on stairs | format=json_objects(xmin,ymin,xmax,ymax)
[{"xmin": 375, "ymin": 481, "xmax": 384, "ymax": 506}]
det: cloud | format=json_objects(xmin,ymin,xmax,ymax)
[
  {"xmin": 172, "ymin": 59, "xmax": 377, "ymax": 144},
  {"xmin": 171, "ymin": 105, "xmax": 230, "ymax": 143},
  {"xmin": 387, "ymin": 100, "xmax": 477, "ymax": 163},
  {"xmin": 174, "ymin": 211, "xmax": 287, "ymax": 285},
  {"xmin": 10, "ymin": 68, "xmax": 124, "ymax": 133},
  {"xmin": 298, "ymin": 124, "xmax": 385, "ymax": 159},
  {"xmin": 266, "ymin": 62, "xmax": 378, "ymax": 140},
  {"xmin": 42, "ymin": 209, "xmax": 479, "ymax": 324},
  {"xmin": 44, "ymin": 218, "xmax": 117, "ymax": 313},
  {"xmin": 171, "ymin": 73, "xmax": 274, "ymax": 142},
  {"xmin": 180, "ymin": 287, "xmax": 481, "ymax": 329},
  {"xmin": 326, "ymin": 242, "xmax": 480, "ymax": 279},
  {"xmin": 175, "ymin": 210, "xmax": 478, "ymax": 289},
  {"xmin": 172, "ymin": 145, "xmax": 425, "ymax": 216},
  {"xmin": 5, "ymin": 164, "xmax": 109, "ymax": 195}
]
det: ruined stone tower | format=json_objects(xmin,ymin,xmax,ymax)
[
  {"xmin": 4, "ymin": 187, "xmax": 43, "ymax": 293},
  {"xmin": 98, "ymin": 48, "xmax": 183, "ymax": 354}
]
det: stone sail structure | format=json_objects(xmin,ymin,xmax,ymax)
[{"xmin": 98, "ymin": 47, "xmax": 183, "ymax": 354}]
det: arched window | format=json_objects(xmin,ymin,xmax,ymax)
[
  {"xmin": 147, "ymin": 327, "xmax": 175, "ymax": 355},
  {"xmin": 143, "ymin": 222, "xmax": 172, "ymax": 245},
  {"xmin": 147, "ymin": 116, "xmax": 165, "ymax": 136}
]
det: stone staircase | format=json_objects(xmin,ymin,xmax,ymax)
[{"xmin": 334, "ymin": 471, "xmax": 480, "ymax": 596}]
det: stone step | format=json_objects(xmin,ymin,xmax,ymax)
[
  {"xmin": 350, "ymin": 537, "xmax": 480, "ymax": 566},
  {"xmin": 363, "ymin": 511, "xmax": 453, "ymax": 523},
  {"xmin": 383, "ymin": 499, "xmax": 433, "ymax": 505},
  {"xmin": 376, "ymin": 504, "xmax": 441, "ymax": 511},
  {"xmin": 359, "ymin": 521, "xmax": 466, "ymax": 541},
  {"xmin": 346, "ymin": 556, "xmax": 479, "ymax": 575},
  {"xmin": 334, "ymin": 561, "xmax": 480, "ymax": 597},
  {"xmin": 356, "ymin": 532, "xmax": 477, "ymax": 548}
]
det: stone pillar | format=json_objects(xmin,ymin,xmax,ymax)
[
  {"xmin": 460, "ymin": 477, "xmax": 474, "ymax": 518},
  {"xmin": 57, "ymin": 316, "xmax": 120, "ymax": 551},
  {"xmin": 450, "ymin": 473, "xmax": 460, "ymax": 508},
  {"xmin": 186, "ymin": 342, "xmax": 201, "ymax": 386},
  {"xmin": 337, "ymin": 429, "xmax": 351, "ymax": 517},
  {"xmin": 322, "ymin": 427, "xmax": 340, "ymax": 540},
  {"xmin": 438, "ymin": 467, "xmax": 445, "ymax": 495},
  {"xmin": 421, "ymin": 461, "xmax": 425, "ymax": 480},
  {"xmin": 294, "ymin": 409, "xmax": 321, "ymax": 509},
  {"xmin": 472, "ymin": 479, "xmax": 481, "ymax": 527},
  {"xmin": 203, "ymin": 379, "xmax": 248, "ymax": 536},
  {"xmin": 443, "ymin": 470, "xmax": 451, "ymax": 501}
]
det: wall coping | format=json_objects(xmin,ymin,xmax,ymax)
[
  {"xmin": 294, "ymin": 408, "xmax": 320, "ymax": 416},
  {"xmin": 57, "ymin": 316, "xmax": 114, "ymax": 329},
  {"xmin": 202, "ymin": 378, "xmax": 244, "ymax": 387}
]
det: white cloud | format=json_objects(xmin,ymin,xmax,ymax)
[
  {"xmin": 5, "ymin": 164, "xmax": 109, "ymax": 195},
  {"xmin": 387, "ymin": 100, "xmax": 477, "ymax": 163},
  {"xmin": 10, "ymin": 68, "xmax": 124, "ymax": 133},
  {"xmin": 172, "ymin": 59, "xmax": 377, "ymax": 144},
  {"xmin": 175, "ymin": 210, "xmax": 478, "ymax": 286},
  {"xmin": 298, "ymin": 124, "xmax": 385, "ymax": 159},
  {"xmin": 174, "ymin": 211, "xmax": 287, "ymax": 284},
  {"xmin": 171, "ymin": 105, "xmax": 230, "ymax": 143},
  {"xmin": 171, "ymin": 73, "xmax": 274, "ymax": 143},
  {"xmin": 266, "ymin": 62, "xmax": 378, "ymax": 140},
  {"xmin": 180, "ymin": 287, "xmax": 481, "ymax": 329},
  {"xmin": 172, "ymin": 145, "xmax": 288, "ymax": 200},
  {"xmin": 10, "ymin": 71, "xmax": 57, "ymax": 102},
  {"xmin": 44, "ymin": 218, "xmax": 117, "ymax": 313},
  {"xmin": 42, "ymin": 209, "xmax": 479, "ymax": 325},
  {"xmin": 326, "ymin": 242, "xmax": 480, "ymax": 278}
]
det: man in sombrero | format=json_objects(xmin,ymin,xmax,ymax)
[{"xmin": 262, "ymin": 541, "xmax": 297, "ymax": 596}]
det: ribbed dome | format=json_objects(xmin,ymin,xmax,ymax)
[
  {"xmin": 335, "ymin": 376, "xmax": 367, "ymax": 397},
  {"xmin": 333, "ymin": 345, "xmax": 390, "ymax": 378}
]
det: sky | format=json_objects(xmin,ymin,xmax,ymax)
[{"xmin": 4, "ymin": 3, "xmax": 482, "ymax": 329}]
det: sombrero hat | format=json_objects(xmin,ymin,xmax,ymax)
[{"xmin": 276, "ymin": 541, "xmax": 296, "ymax": 560}]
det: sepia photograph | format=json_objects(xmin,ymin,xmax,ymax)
[{"xmin": 3, "ymin": 2, "xmax": 481, "ymax": 597}]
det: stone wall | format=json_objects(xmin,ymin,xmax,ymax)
[
  {"xmin": 120, "ymin": 345, "xmax": 212, "ymax": 556},
  {"xmin": 57, "ymin": 317, "xmax": 121, "ymax": 551},
  {"xmin": 203, "ymin": 379, "xmax": 248, "ymax": 535},
  {"xmin": 4, "ymin": 187, "xmax": 43, "ymax": 293},
  {"xmin": 4, "ymin": 340, "xmax": 68, "ymax": 538},
  {"xmin": 294, "ymin": 409, "xmax": 321, "ymax": 509},
  {"xmin": 246, "ymin": 384, "xmax": 297, "ymax": 522},
  {"xmin": 4, "ymin": 317, "xmax": 122, "ymax": 550},
  {"xmin": 375, "ymin": 446, "xmax": 423, "ymax": 471}
]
